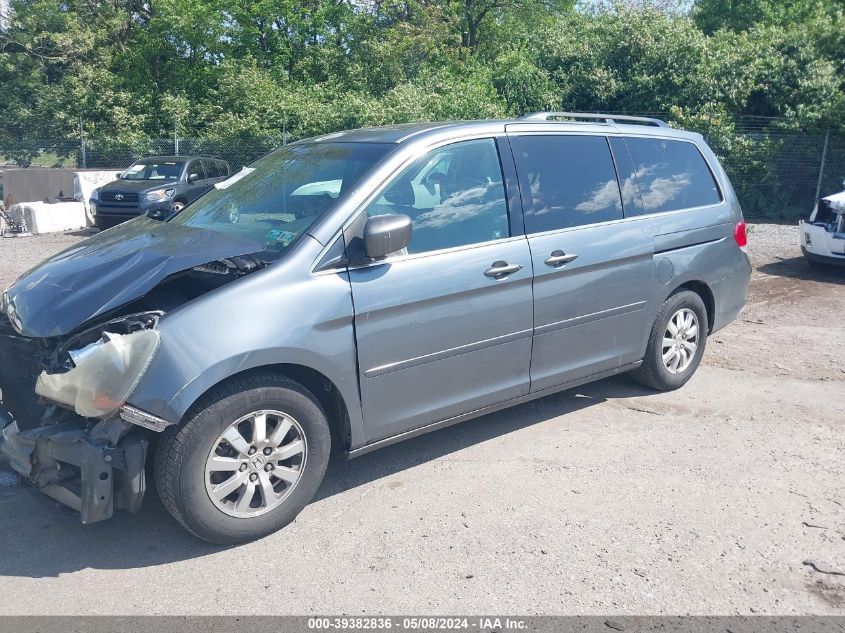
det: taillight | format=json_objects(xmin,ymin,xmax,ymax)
[{"xmin": 734, "ymin": 221, "xmax": 747, "ymax": 251}]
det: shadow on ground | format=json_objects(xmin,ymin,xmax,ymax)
[
  {"xmin": 757, "ymin": 255, "xmax": 845, "ymax": 285},
  {"xmin": 0, "ymin": 375, "xmax": 652, "ymax": 578},
  {"xmin": 66, "ymin": 228, "xmax": 99, "ymax": 238}
]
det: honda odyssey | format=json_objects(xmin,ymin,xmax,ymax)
[{"xmin": 0, "ymin": 113, "xmax": 751, "ymax": 543}]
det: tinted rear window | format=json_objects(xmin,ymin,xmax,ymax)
[
  {"xmin": 511, "ymin": 135, "xmax": 623, "ymax": 233},
  {"xmin": 623, "ymin": 137, "xmax": 722, "ymax": 213}
]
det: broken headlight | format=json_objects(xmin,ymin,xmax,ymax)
[{"xmin": 35, "ymin": 329, "xmax": 160, "ymax": 418}]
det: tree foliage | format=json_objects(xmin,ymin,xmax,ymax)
[{"xmin": 0, "ymin": 0, "xmax": 843, "ymax": 153}]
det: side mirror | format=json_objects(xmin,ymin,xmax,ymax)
[
  {"xmin": 188, "ymin": 173, "xmax": 201, "ymax": 184},
  {"xmin": 363, "ymin": 214, "xmax": 412, "ymax": 259}
]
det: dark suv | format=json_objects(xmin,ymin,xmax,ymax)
[{"xmin": 91, "ymin": 156, "xmax": 231, "ymax": 229}]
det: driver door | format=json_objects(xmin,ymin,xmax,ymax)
[{"xmin": 347, "ymin": 138, "xmax": 534, "ymax": 444}]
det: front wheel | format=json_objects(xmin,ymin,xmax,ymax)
[
  {"xmin": 154, "ymin": 373, "xmax": 331, "ymax": 544},
  {"xmin": 631, "ymin": 290, "xmax": 708, "ymax": 391}
]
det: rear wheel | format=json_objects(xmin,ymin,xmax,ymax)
[
  {"xmin": 154, "ymin": 372, "xmax": 331, "ymax": 544},
  {"xmin": 631, "ymin": 290, "xmax": 708, "ymax": 391}
]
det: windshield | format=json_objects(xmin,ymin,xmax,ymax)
[
  {"xmin": 122, "ymin": 161, "xmax": 185, "ymax": 181},
  {"xmin": 169, "ymin": 142, "xmax": 394, "ymax": 257}
]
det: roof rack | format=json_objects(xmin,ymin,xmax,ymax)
[{"xmin": 518, "ymin": 112, "xmax": 669, "ymax": 128}]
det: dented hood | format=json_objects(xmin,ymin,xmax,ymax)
[{"xmin": 4, "ymin": 217, "xmax": 264, "ymax": 338}]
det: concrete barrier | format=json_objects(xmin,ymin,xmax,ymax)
[
  {"xmin": 0, "ymin": 168, "xmax": 121, "ymax": 207},
  {"xmin": 8, "ymin": 201, "xmax": 88, "ymax": 234}
]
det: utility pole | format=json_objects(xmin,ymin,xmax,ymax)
[
  {"xmin": 79, "ymin": 119, "xmax": 87, "ymax": 168},
  {"xmin": 174, "ymin": 114, "xmax": 180, "ymax": 156},
  {"xmin": 814, "ymin": 128, "xmax": 830, "ymax": 203}
]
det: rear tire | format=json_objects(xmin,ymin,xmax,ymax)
[
  {"xmin": 154, "ymin": 372, "xmax": 331, "ymax": 544},
  {"xmin": 631, "ymin": 290, "xmax": 708, "ymax": 391}
]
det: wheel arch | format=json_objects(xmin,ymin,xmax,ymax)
[
  {"xmin": 177, "ymin": 364, "xmax": 354, "ymax": 452},
  {"xmin": 667, "ymin": 280, "xmax": 715, "ymax": 333}
]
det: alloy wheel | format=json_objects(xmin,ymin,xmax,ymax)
[
  {"xmin": 204, "ymin": 410, "xmax": 307, "ymax": 518},
  {"xmin": 661, "ymin": 308, "xmax": 699, "ymax": 375}
]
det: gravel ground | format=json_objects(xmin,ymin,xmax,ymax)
[
  {"xmin": 0, "ymin": 223, "xmax": 843, "ymax": 615},
  {"xmin": 0, "ymin": 229, "xmax": 96, "ymax": 290}
]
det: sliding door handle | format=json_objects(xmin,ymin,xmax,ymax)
[
  {"xmin": 484, "ymin": 261, "xmax": 523, "ymax": 278},
  {"xmin": 544, "ymin": 250, "xmax": 578, "ymax": 267}
]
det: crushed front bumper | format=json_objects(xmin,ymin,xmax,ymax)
[{"xmin": 0, "ymin": 407, "xmax": 148, "ymax": 523}]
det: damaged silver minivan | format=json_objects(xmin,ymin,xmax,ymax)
[{"xmin": 0, "ymin": 114, "xmax": 751, "ymax": 543}]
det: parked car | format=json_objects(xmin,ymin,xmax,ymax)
[
  {"xmin": 90, "ymin": 155, "xmax": 231, "ymax": 229},
  {"xmin": 800, "ymin": 183, "xmax": 845, "ymax": 267},
  {"xmin": 0, "ymin": 114, "xmax": 750, "ymax": 543}
]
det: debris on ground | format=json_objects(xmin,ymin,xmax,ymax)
[{"xmin": 803, "ymin": 560, "xmax": 845, "ymax": 577}]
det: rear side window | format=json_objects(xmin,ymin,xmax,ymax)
[
  {"xmin": 511, "ymin": 135, "xmax": 623, "ymax": 233},
  {"xmin": 218, "ymin": 161, "xmax": 230, "ymax": 177},
  {"xmin": 623, "ymin": 137, "xmax": 722, "ymax": 213}
]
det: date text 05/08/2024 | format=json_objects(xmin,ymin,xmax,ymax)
[{"xmin": 307, "ymin": 617, "xmax": 527, "ymax": 630}]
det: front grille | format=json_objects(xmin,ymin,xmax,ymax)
[
  {"xmin": 0, "ymin": 317, "xmax": 48, "ymax": 430},
  {"xmin": 100, "ymin": 191, "xmax": 139, "ymax": 203}
]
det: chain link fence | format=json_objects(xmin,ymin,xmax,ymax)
[
  {"xmin": 708, "ymin": 129, "xmax": 844, "ymax": 221},
  {"xmin": 0, "ymin": 137, "xmax": 280, "ymax": 174},
  {"xmin": 2, "ymin": 119, "xmax": 843, "ymax": 221}
]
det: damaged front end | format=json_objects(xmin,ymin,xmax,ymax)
[
  {"xmin": 0, "ymin": 312, "xmax": 165, "ymax": 523},
  {"xmin": 801, "ymin": 190, "xmax": 845, "ymax": 265},
  {"xmin": 1, "ymin": 414, "xmax": 149, "ymax": 523},
  {"xmin": 0, "ymin": 216, "xmax": 270, "ymax": 523}
]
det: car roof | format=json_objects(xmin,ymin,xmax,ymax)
[
  {"xmin": 134, "ymin": 156, "xmax": 227, "ymax": 163},
  {"xmin": 308, "ymin": 114, "xmax": 702, "ymax": 146}
]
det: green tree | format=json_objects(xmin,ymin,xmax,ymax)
[{"xmin": 692, "ymin": 0, "xmax": 844, "ymax": 34}]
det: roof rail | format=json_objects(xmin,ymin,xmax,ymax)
[{"xmin": 519, "ymin": 112, "xmax": 669, "ymax": 128}]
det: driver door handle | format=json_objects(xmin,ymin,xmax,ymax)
[
  {"xmin": 484, "ymin": 261, "xmax": 523, "ymax": 278},
  {"xmin": 544, "ymin": 250, "xmax": 578, "ymax": 267}
]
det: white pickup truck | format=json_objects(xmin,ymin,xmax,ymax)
[{"xmin": 800, "ymin": 183, "xmax": 845, "ymax": 267}]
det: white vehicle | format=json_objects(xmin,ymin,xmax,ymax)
[{"xmin": 800, "ymin": 182, "xmax": 845, "ymax": 267}]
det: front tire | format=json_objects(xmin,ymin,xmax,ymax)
[
  {"xmin": 631, "ymin": 290, "xmax": 708, "ymax": 391},
  {"xmin": 154, "ymin": 372, "xmax": 331, "ymax": 544}
]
